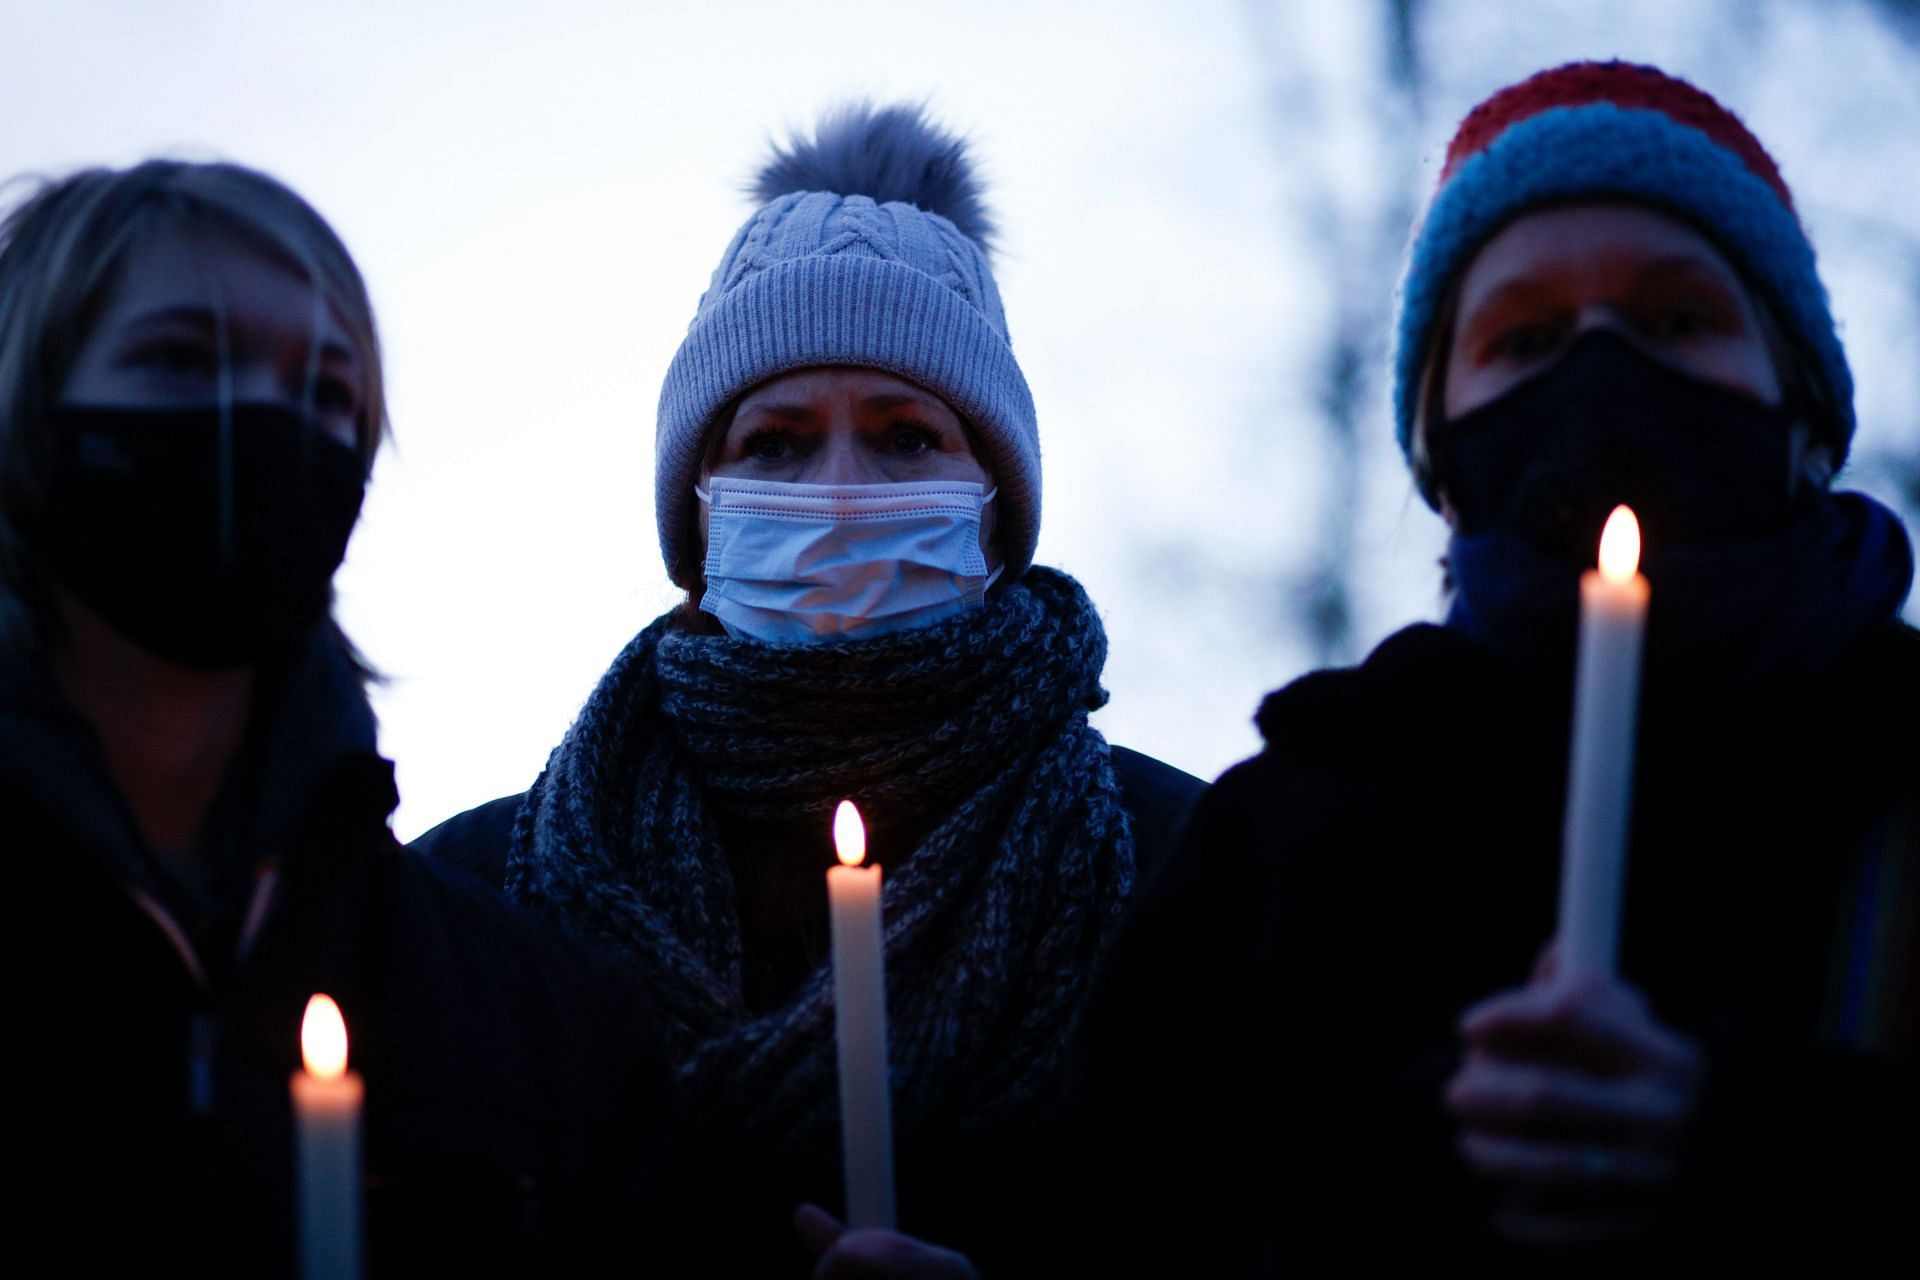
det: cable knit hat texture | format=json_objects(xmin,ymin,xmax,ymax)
[
  {"xmin": 656, "ymin": 103, "xmax": 1039, "ymax": 582},
  {"xmin": 1394, "ymin": 61, "xmax": 1853, "ymax": 493}
]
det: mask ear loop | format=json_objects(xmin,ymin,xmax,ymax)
[
  {"xmin": 210, "ymin": 272, "xmax": 237, "ymax": 576},
  {"xmin": 1412, "ymin": 343, "xmax": 1453, "ymax": 515},
  {"xmin": 180, "ymin": 207, "xmax": 241, "ymax": 575},
  {"xmin": 293, "ymin": 239, "xmax": 345, "ymax": 470},
  {"xmin": 300, "ymin": 267, "xmax": 325, "ymax": 458},
  {"xmin": 1750, "ymin": 296, "xmax": 1835, "ymax": 500},
  {"xmin": 1408, "ymin": 273, "xmax": 1462, "ymax": 517}
]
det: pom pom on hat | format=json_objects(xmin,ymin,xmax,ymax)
[
  {"xmin": 656, "ymin": 103, "xmax": 1040, "ymax": 584},
  {"xmin": 753, "ymin": 101, "xmax": 996, "ymax": 249},
  {"xmin": 1393, "ymin": 61, "xmax": 1852, "ymax": 503}
]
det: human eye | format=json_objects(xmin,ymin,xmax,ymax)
[
  {"xmin": 126, "ymin": 337, "xmax": 218, "ymax": 379},
  {"xmin": 1646, "ymin": 295, "xmax": 1728, "ymax": 341},
  {"xmin": 1659, "ymin": 306, "xmax": 1707, "ymax": 339},
  {"xmin": 885, "ymin": 421, "xmax": 937, "ymax": 456},
  {"xmin": 740, "ymin": 427, "xmax": 794, "ymax": 462},
  {"xmin": 1485, "ymin": 322, "xmax": 1559, "ymax": 364},
  {"xmin": 313, "ymin": 373, "xmax": 358, "ymax": 415},
  {"xmin": 1634, "ymin": 267, "xmax": 1745, "ymax": 342}
]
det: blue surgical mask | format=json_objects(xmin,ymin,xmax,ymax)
[{"xmin": 695, "ymin": 477, "xmax": 1001, "ymax": 643}]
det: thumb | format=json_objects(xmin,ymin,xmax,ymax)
[
  {"xmin": 1532, "ymin": 938, "xmax": 1562, "ymax": 986},
  {"xmin": 794, "ymin": 1203, "xmax": 847, "ymax": 1259}
]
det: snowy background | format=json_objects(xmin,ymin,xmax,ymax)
[{"xmin": 4, "ymin": 0, "xmax": 1917, "ymax": 838}]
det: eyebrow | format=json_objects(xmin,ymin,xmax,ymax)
[
  {"xmin": 734, "ymin": 400, "xmax": 817, "ymax": 423},
  {"xmin": 1457, "ymin": 278, "xmax": 1560, "ymax": 333},
  {"xmin": 119, "ymin": 303, "xmax": 358, "ymax": 365},
  {"xmin": 735, "ymin": 391, "xmax": 942, "ymax": 423},
  {"xmin": 860, "ymin": 392, "xmax": 937, "ymax": 413},
  {"xmin": 1459, "ymin": 248, "xmax": 1744, "ymax": 331},
  {"xmin": 1631, "ymin": 253, "xmax": 1740, "ymax": 290}
]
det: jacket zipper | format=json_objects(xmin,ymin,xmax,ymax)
[{"xmin": 127, "ymin": 872, "xmax": 282, "ymax": 1117}]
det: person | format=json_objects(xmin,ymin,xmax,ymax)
[
  {"xmin": 413, "ymin": 103, "xmax": 1206, "ymax": 1277},
  {"xmin": 1070, "ymin": 61, "xmax": 1917, "ymax": 1276},
  {"xmin": 2, "ymin": 161, "xmax": 685, "ymax": 1276}
]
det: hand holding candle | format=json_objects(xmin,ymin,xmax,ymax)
[
  {"xmin": 292, "ymin": 994, "xmax": 363, "ymax": 1280},
  {"xmin": 828, "ymin": 800, "xmax": 896, "ymax": 1231},
  {"xmin": 1557, "ymin": 506, "xmax": 1650, "ymax": 976}
]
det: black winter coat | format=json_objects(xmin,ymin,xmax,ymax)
[
  {"xmin": 413, "ymin": 743, "xmax": 1206, "ymax": 1275},
  {"xmin": 1071, "ymin": 621, "xmax": 1920, "ymax": 1277},
  {"xmin": 8, "ymin": 635, "xmax": 687, "ymax": 1277}
]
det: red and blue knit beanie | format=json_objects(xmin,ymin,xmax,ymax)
[{"xmin": 1393, "ymin": 61, "xmax": 1852, "ymax": 491}]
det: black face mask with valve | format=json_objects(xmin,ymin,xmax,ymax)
[
  {"xmin": 32, "ymin": 403, "xmax": 367, "ymax": 669},
  {"xmin": 1437, "ymin": 329, "xmax": 1800, "ymax": 557}
]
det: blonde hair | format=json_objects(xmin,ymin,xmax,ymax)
[{"xmin": 0, "ymin": 160, "xmax": 388, "ymax": 651}]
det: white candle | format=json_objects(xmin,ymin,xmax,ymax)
[
  {"xmin": 1558, "ymin": 506, "xmax": 1651, "ymax": 976},
  {"xmin": 828, "ymin": 799, "xmax": 896, "ymax": 1230},
  {"xmin": 292, "ymin": 993, "xmax": 363, "ymax": 1280}
]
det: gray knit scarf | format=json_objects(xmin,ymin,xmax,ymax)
[{"xmin": 504, "ymin": 566, "xmax": 1134, "ymax": 1154}]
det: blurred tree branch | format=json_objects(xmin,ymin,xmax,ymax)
[
  {"xmin": 1241, "ymin": 0, "xmax": 1427, "ymax": 665},
  {"xmin": 1859, "ymin": 0, "xmax": 1920, "ymax": 44}
]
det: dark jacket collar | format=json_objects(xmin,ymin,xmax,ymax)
[
  {"xmin": 1255, "ymin": 618, "xmax": 1920, "ymax": 779},
  {"xmin": 0, "ymin": 623, "xmax": 387, "ymax": 928}
]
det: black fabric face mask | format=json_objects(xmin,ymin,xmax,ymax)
[
  {"xmin": 1437, "ymin": 330, "xmax": 1800, "ymax": 556},
  {"xmin": 34, "ymin": 403, "xmax": 367, "ymax": 669}
]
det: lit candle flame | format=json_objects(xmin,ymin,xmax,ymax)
[
  {"xmin": 834, "ymin": 799, "xmax": 867, "ymax": 868},
  {"xmin": 1598, "ymin": 505, "xmax": 1641, "ymax": 583},
  {"xmin": 301, "ymin": 994, "xmax": 350, "ymax": 1080}
]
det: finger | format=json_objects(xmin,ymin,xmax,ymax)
[
  {"xmin": 1458, "ymin": 1132, "xmax": 1677, "ymax": 1193},
  {"xmin": 1447, "ymin": 1058, "xmax": 1696, "ymax": 1136},
  {"xmin": 814, "ymin": 1229, "xmax": 982, "ymax": 1280},
  {"xmin": 1461, "ymin": 974, "xmax": 1643, "ymax": 1045},
  {"xmin": 794, "ymin": 1204, "xmax": 846, "ymax": 1260},
  {"xmin": 1531, "ymin": 940, "xmax": 1560, "ymax": 985},
  {"xmin": 1460, "ymin": 979, "xmax": 1697, "ymax": 1077},
  {"xmin": 1487, "ymin": 1199, "xmax": 1656, "ymax": 1248}
]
